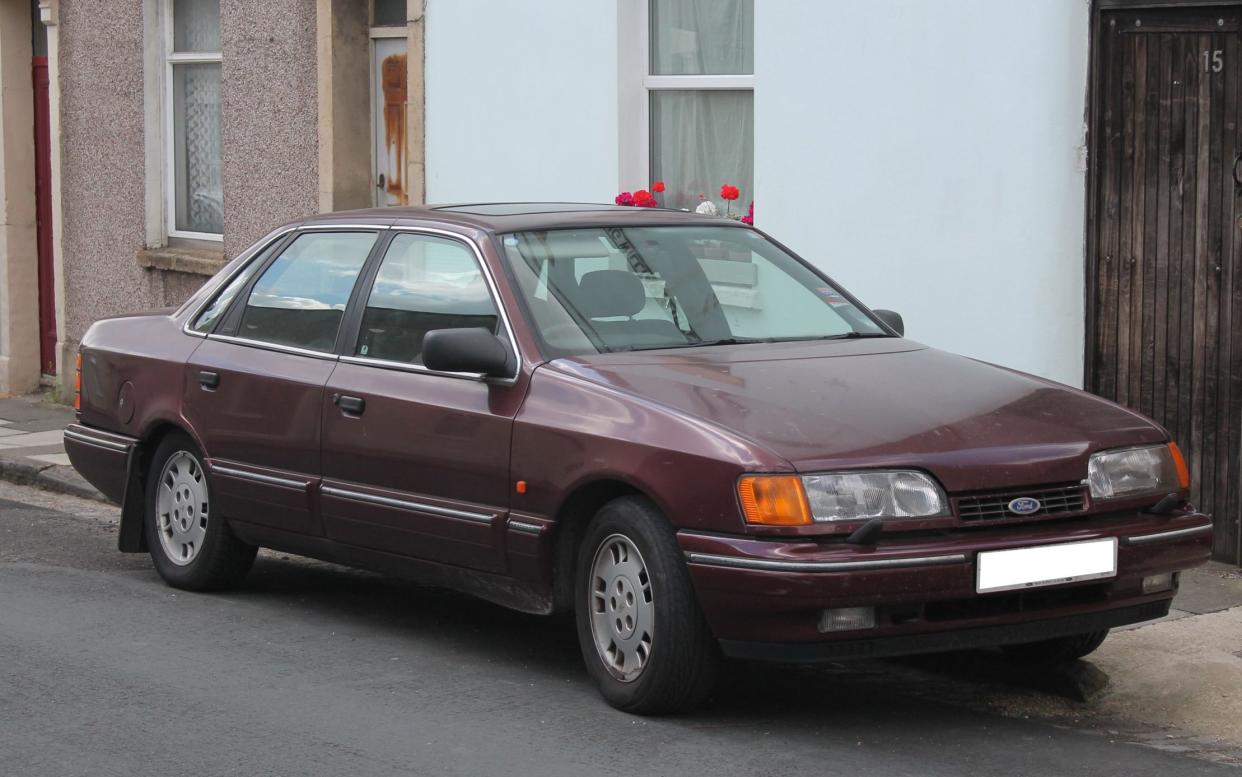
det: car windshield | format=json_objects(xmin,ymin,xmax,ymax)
[{"xmin": 499, "ymin": 225, "xmax": 887, "ymax": 356}]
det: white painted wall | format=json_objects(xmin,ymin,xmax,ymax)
[
  {"xmin": 424, "ymin": 0, "xmax": 1091, "ymax": 387},
  {"xmin": 756, "ymin": 1, "xmax": 1091, "ymax": 387},
  {"xmin": 424, "ymin": 1, "xmax": 619, "ymax": 202}
]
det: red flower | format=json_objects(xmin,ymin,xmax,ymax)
[
  {"xmin": 651, "ymin": 181, "xmax": 666, "ymax": 193},
  {"xmin": 741, "ymin": 200, "xmax": 754, "ymax": 225},
  {"xmin": 615, "ymin": 191, "xmax": 634, "ymax": 206},
  {"xmin": 633, "ymin": 189, "xmax": 656, "ymax": 207},
  {"xmin": 720, "ymin": 184, "xmax": 740, "ymax": 201}
]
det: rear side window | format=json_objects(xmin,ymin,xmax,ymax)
[
  {"xmin": 354, "ymin": 232, "xmax": 499, "ymax": 365},
  {"xmin": 236, "ymin": 231, "xmax": 377, "ymax": 352},
  {"xmin": 190, "ymin": 238, "xmax": 285, "ymax": 334}
]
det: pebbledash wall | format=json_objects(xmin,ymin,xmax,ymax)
[
  {"xmin": 425, "ymin": 1, "xmax": 1092, "ymax": 388},
  {"xmin": 55, "ymin": 0, "xmax": 319, "ymax": 385}
]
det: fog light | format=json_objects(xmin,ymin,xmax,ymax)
[
  {"xmin": 818, "ymin": 606, "xmax": 876, "ymax": 633},
  {"xmin": 1142, "ymin": 572, "xmax": 1175, "ymax": 594}
]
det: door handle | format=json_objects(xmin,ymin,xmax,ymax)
[
  {"xmin": 198, "ymin": 370, "xmax": 220, "ymax": 390},
  {"xmin": 376, "ymin": 173, "xmax": 386, "ymax": 190},
  {"xmin": 333, "ymin": 393, "xmax": 366, "ymax": 416}
]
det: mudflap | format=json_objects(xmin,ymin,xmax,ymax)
[{"xmin": 117, "ymin": 446, "xmax": 147, "ymax": 553}]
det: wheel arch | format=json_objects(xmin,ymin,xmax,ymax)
[
  {"xmin": 549, "ymin": 476, "xmax": 666, "ymax": 613},
  {"xmin": 118, "ymin": 419, "xmax": 199, "ymax": 553}
]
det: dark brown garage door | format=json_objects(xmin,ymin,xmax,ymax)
[{"xmin": 1087, "ymin": 4, "xmax": 1241, "ymax": 563}]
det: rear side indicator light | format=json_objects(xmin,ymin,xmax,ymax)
[
  {"xmin": 1168, "ymin": 442, "xmax": 1190, "ymax": 490},
  {"xmin": 737, "ymin": 475, "xmax": 812, "ymax": 526},
  {"xmin": 74, "ymin": 353, "xmax": 82, "ymax": 411}
]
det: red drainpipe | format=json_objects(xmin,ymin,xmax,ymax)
[{"xmin": 32, "ymin": 55, "xmax": 55, "ymax": 376}]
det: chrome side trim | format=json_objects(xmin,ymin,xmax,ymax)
[
  {"xmin": 1124, "ymin": 523, "xmax": 1213, "ymax": 546},
  {"xmin": 206, "ymin": 334, "xmax": 340, "ymax": 361},
  {"xmin": 320, "ymin": 485, "xmax": 496, "ymax": 525},
  {"xmin": 63, "ymin": 429, "xmax": 133, "ymax": 453},
  {"xmin": 298, "ymin": 223, "xmax": 394, "ymax": 230},
  {"xmin": 507, "ymin": 520, "xmax": 544, "ymax": 535},
  {"xmin": 685, "ymin": 551, "xmax": 968, "ymax": 573},
  {"xmin": 210, "ymin": 465, "xmax": 308, "ymax": 490},
  {"xmin": 339, "ymin": 355, "xmax": 486, "ymax": 382}
]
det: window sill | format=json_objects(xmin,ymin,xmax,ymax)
[{"xmin": 137, "ymin": 245, "xmax": 226, "ymax": 277}]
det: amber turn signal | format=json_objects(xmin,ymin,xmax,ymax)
[
  {"xmin": 73, "ymin": 353, "xmax": 82, "ymax": 411},
  {"xmin": 737, "ymin": 475, "xmax": 813, "ymax": 526},
  {"xmin": 1168, "ymin": 442, "xmax": 1190, "ymax": 490}
]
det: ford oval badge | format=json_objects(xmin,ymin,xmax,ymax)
[{"xmin": 1008, "ymin": 497, "xmax": 1041, "ymax": 515}]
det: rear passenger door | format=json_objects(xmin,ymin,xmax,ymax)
[
  {"xmin": 184, "ymin": 229, "xmax": 380, "ymax": 536},
  {"xmin": 319, "ymin": 230, "xmax": 525, "ymax": 572}
]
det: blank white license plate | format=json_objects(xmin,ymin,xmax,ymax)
[{"xmin": 976, "ymin": 538, "xmax": 1118, "ymax": 594}]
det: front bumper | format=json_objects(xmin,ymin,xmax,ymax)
[{"xmin": 679, "ymin": 510, "xmax": 1212, "ymax": 658}]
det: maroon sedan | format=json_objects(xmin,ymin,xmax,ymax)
[{"xmin": 66, "ymin": 203, "xmax": 1212, "ymax": 713}]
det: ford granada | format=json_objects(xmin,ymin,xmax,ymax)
[{"xmin": 66, "ymin": 203, "xmax": 1213, "ymax": 714}]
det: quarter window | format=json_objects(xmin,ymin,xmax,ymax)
[
  {"xmin": 236, "ymin": 232, "xmax": 377, "ymax": 352},
  {"xmin": 354, "ymin": 233, "xmax": 500, "ymax": 365}
]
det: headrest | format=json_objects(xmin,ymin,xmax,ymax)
[{"xmin": 576, "ymin": 270, "xmax": 646, "ymax": 319}]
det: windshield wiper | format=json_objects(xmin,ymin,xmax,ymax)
[
  {"xmin": 687, "ymin": 336, "xmax": 772, "ymax": 347},
  {"xmin": 820, "ymin": 332, "xmax": 892, "ymax": 340}
]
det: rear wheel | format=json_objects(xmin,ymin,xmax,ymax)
[
  {"xmin": 574, "ymin": 496, "xmax": 719, "ymax": 714},
  {"xmin": 144, "ymin": 431, "xmax": 256, "ymax": 591},
  {"xmin": 1001, "ymin": 629, "xmax": 1109, "ymax": 665}
]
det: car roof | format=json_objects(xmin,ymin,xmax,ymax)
[{"xmin": 300, "ymin": 202, "xmax": 750, "ymax": 234}]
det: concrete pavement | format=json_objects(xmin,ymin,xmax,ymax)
[{"xmin": 0, "ymin": 394, "xmax": 101, "ymax": 501}]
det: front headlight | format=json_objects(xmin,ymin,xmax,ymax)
[
  {"xmin": 1087, "ymin": 443, "xmax": 1189, "ymax": 500},
  {"xmin": 736, "ymin": 471, "xmax": 947, "ymax": 526},
  {"xmin": 802, "ymin": 471, "xmax": 948, "ymax": 522}
]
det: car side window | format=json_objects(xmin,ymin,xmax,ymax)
[
  {"xmin": 235, "ymin": 231, "xmax": 377, "ymax": 352},
  {"xmin": 189, "ymin": 237, "xmax": 285, "ymax": 334},
  {"xmin": 354, "ymin": 232, "xmax": 500, "ymax": 365}
]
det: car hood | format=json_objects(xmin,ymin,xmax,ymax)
[{"xmin": 551, "ymin": 339, "xmax": 1165, "ymax": 492}]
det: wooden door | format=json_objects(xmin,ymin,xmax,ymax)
[{"xmin": 1087, "ymin": 5, "xmax": 1242, "ymax": 563}]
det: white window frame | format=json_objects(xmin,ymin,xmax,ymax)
[
  {"xmin": 162, "ymin": 0, "xmax": 223, "ymax": 242},
  {"xmin": 617, "ymin": 1, "xmax": 755, "ymax": 194}
]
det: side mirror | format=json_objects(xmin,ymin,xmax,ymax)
[
  {"xmin": 872, "ymin": 309, "xmax": 904, "ymax": 337},
  {"xmin": 422, "ymin": 328, "xmax": 511, "ymax": 377}
]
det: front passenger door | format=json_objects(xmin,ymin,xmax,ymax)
[{"xmin": 319, "ymin": 230, "xmax": 525, "ymax": 571}]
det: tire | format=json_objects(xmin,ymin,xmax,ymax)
[
  {"xmin": 574, "ymin": 496, "xmax": 719, "ymax": 714},
  {"xmin": 1000, "ymin": 629, "xmax": 1109, "ymax": 665},
  {"xmin": 143, "ymin": 431, "xmax": 256, "ymax": 591}
]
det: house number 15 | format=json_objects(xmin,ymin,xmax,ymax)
[{"xmin": 1203, "ymin": 49, "xmax": 1224, "ymax": 73}]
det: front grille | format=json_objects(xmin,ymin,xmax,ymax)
[{"xmin": 956, "ymin": 484, "xmax": 1087, "ymax": 522}]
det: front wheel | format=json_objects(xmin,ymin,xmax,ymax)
[
  {"xmin": 1000, "ymin": 629, "xmax": 1109, "ymax": 665},
  {"xmin": 574, "ymin": 496, "xmax": 719, "ymax": 714},
  {"xmin": 144, "ymin": 431, "xmax": 256, "ymax": 591}
]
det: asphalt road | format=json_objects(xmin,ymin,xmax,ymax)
[{"xmin": 0, "ymin": 481, "xmax": 1234, "ymax": 777}]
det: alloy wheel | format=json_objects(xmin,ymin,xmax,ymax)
[
  {"xmin": 155, "ymin": 451, "xmax": 209, "ymax": 566},
  {"xmin": 588, "ymin": 533, "xmax": 654, "ymax": 682}
]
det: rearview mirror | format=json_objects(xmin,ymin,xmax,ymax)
[
  {"xmin": 422, "ymin": 328, "xmax": 511, "ymax": 378},
  {"xmin": 872, "ymin": 309, "xmax": 904, "ymax": 337}
]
